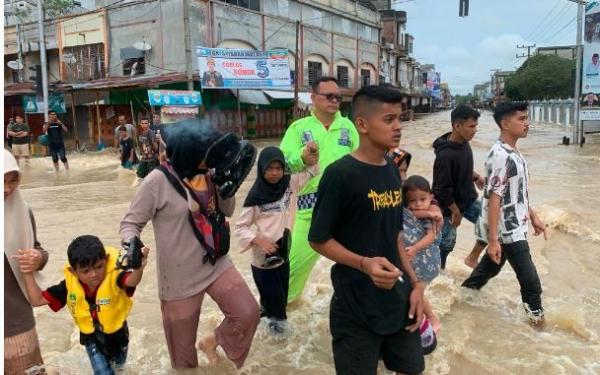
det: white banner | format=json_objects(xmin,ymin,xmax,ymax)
[
  {"xmin": 582, "ymin": 3, "xmax": 600, "ymax": 99},
  {"xmin": 197, "ymin": 47, "xmax": 291, "ymax": 89},
  {"xmin": 580, "ymin": 108, "xmax": 600, "ymax": 120}
]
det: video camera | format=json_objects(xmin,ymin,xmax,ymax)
[
  {"xmin": 116, "ymin": 236, "xmax": 144, "ymax": 270},
  {"xmin": 204, "ymin": 133, "xmax": 257, "ymax": 199}
]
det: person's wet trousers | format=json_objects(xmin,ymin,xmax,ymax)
[{"xmin": 462, "ymin": 240, "xmax": 543, "ymax": 312}]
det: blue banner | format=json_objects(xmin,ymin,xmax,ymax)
[{"xmin": 147, "ymin": 90, "xmax": 202, "ymax": 106}]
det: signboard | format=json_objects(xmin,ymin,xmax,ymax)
[
  {"xmin": 582, "ymin": 3, "xmax": 600, "ymax": 108},
  {"xmin": 147, "ymin": 90, "xmax": 202, "ymax": 106},
  {"xmin": 431, "ymin": 72, "xmax": 441, "ymax": 100},
  {"xmin": 197, "ymin": 47, "xmax": 291, "ymax": 89},
  {"xmin": 580, "ymin": 108, "xmax": 600, "ymax": 120},
  {"xmin": 23, "ymin": 93, "xmax": 66, "ymax": 113}
]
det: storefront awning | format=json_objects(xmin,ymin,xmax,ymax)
[
  {"xmin": 263, "ymin": 90, "xmax": 295, "ymax": 100},
  {"xmin": 232, "ymin": 90, "xmax": 270, "ymax": 105}
]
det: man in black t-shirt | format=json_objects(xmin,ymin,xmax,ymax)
[
  {"xmin": 43, "ymin": 110, "xmax": 69, "ymax": 171},
  {"xmin": 309, "ymin": 85, "xmax": 426, "ymax": 375}
]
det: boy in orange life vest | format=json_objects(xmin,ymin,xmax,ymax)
[{"xmin": 16, "ymin": 235, "xmax": 149, "ymax": 374}]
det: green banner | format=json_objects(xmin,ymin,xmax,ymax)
[{"xmin": 23, "ymin": 93, "xmax": 66, "ymax": 113}]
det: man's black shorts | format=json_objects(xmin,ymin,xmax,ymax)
[{"xmin": 330, "ymin": 293, "xmax": 425, "ymax": 375}]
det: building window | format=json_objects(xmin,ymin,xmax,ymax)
[
  {"xmin": 63, "ymin": 43, "xmax": 106, "ymax": 81},
  {"xmin": 308, "ymin": 61, "xmax": 322, "ymax": 87},
  {"xmin": 361, "ymin": 69, "xmax": 370, "ymax": 87},
  {"xmin": 123, "ymin": 58, "xmax": 146, "ymax": 76},
  {"xmin": 225, "ymin": 0, "xmax": 260, "ymax": 11},
  {"xmin": 337, "ymin": 66, "xmax": 349, "ymax": 88}
]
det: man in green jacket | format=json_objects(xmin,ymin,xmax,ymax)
[{"xmin": 280, "ymin": 76, "xmax": 359, "ymax": 302}]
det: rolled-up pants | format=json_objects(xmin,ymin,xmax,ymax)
[{"xmin": 160, "ymin": 266, "xmax": 260, "ymax": 369}]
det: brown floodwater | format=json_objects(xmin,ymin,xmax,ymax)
[{"xmin": 17, "ymin": 111, "xmax": 600, "ymax": 374}]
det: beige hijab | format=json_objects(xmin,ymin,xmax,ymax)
[{"xmin": 4, "ymin": 149, "xmax": 37, "ymax": 298}]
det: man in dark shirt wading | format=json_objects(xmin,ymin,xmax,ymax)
[
  {"xmin": 43, "ymin": 110, "xmax": 69, "ymax": 172},
  {"xmin": 432, "ymin": 105, "xmax": 486, "ymax": 269}
]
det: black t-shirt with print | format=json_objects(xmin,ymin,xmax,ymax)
[
  {"xmin": 309, "ymin": 154, "xmax": 412, "ymax": 335},
  {"xmin": 47, "ymin": 121, "xmax": 65, "ymax": 144}
]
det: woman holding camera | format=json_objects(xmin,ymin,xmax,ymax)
[{"xmin": 119, "ymin": 120, "xmax": 259, "ymax": 369}]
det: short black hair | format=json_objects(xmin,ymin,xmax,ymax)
[
  {"xmin": 48, "ymin": 110, "xmax": 57, "ymax": 115},
  {"xmin": 139, "ymin": 117, "xmax": 150, "ymax": 123},
  {"xmin": 594, "ymin": 53, "xmax": 599, "ymax": 58},
  {"xmin": 15, "ymin": 114, "xmax": 23, "ymax": 119},
  {"xmin": 493, "ymin": 102, "xmax": 528, "ymax": 127},
  {"xmin": 118, "ymin": 126, "xmax": 127, "ymax": 132},
  {"xmin": 402, "ymin": 175, "xmax": 431, "ymax": 206},
  {"xmin": 67, "ymin": 235, "xmax": 107, "ymax": 269},
  {"xmin": 311, "ymin": 76, "xmax": 338, "ymax": 92},
  {"xmin": 450, "ymin": 105, "xmax": 480, "ymax": 126},
  {"xmin": 351, "ymin": 85, "xmax": 403, "ymax": 122}
]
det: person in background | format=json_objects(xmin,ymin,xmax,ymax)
[
  {"xmin": 6, "ymin": 116, "xmax": 14, "ymax": 150},
  {"xmin": 135, "ymin": 118, "xmax": 159, "ymax": 181},
  {"xmin": 118, "ymin": 126, "xmax": 135, "ymax": 170},
  {"xmin": 43, "ymin": 110, "xmax": 69, "ymax": 172},
  {"xmin": 151, "ymin": 112, "xmax": 166, "ymax": 163},
  {"xmin": 4, "ymin": 149, "xmax": 48, "ymax": 375},
  {"xmin": 7, "ymin": 115, "xmax": 31, "ymax": 166},
  {"xmin": 113, "ymin": 115, "xmax": 136, "ymax": 150}
]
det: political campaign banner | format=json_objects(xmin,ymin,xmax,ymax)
[
  {"xmin": 197, "ymin": 47, "xmax": 291, "ymax": 89},
  {"xmin": 581, "ymin": 1, "xmax": 600, "ymax": 118}
]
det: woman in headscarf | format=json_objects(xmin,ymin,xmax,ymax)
[
  {"xmin": 119, "ymin": 119, "xmax": 259, "ymax": 369},
  {"xmin": 4, "ymin": 149, "xmax": 48, "ymax": 374}
]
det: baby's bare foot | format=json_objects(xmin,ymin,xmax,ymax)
[
  {"xmin": 463, "ymin": 255, "xmax": 478, "ymax": 269},
  {"xmin": 197, "ymin": 335, "xmax": 219, "ymax": 365}
]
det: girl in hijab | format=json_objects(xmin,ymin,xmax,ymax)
[
  {"xmin": 119, "ymin": 120, "xmax": 260, "ymax": 369},
  {"xmin": 234, "ymin": 147, "xmax": 318, "ymax": 336},
  {"xmin": 4, "ymin": 149, "xmax": 48, "ymax": 374}
]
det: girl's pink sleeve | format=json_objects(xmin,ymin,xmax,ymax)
[{"xmin": 233, "ymin": 206, "xmax": 257, "ymax": 250}]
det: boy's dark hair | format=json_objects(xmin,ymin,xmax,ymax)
[
  {"xmin": 351, "ymin": 85, "xmax": 403, "ymax": 122},
  {"xmin": 118, "ymin": 126, "xmax": 127, "ymax": 132},
  {"xmin": 311, "ymin": 76, "xmax": 338, "ymax": 92},
  {"xmin": 450, "ymin": 105, "xmax": 480, "ymax": 126},
  {"xmin": 139, "ymin": 117, "xmax": 149, "ymax": 123},
  {"xmin": 48, "ymin": 110, "xmax": 57, "ymax": 115},
  {"xmin": 493, "ymin": 102, "xmax": 528, "ymax": 127},
  {"xmin": 402, "ymin": 175, "xmax": 431, "ymax": 206},
  {"xmin": 15, "ymin": 114, "xmax": 23, "ymax": 119},
  {"xmin": 67, "ymin": 235, "xmax": 107, "ymax": 269}
]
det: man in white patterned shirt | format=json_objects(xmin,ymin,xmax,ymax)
[{"xmin": 463, "ymin": 102, "xmax": 547, "ymax": 329}]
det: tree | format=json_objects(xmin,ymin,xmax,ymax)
[
  {"xmin": 454, "ymin": 93, "xmax": 477, "ymax": 106},
  {"xmin": 504, "ymin": 54, "xmax": 575, "ymax": 101}
]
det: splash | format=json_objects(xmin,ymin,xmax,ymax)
[{"xmin": 538, "ymin": 205, "xmax": 600, "ymax": 244}]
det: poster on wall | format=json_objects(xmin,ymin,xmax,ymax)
[
  {"xmin": 581, "ymin": 1, "xmax": 600, "ymax": 119},
  {"xmin": 197, "ymin": 47, "xmax": 291, "ymax": 89},
  {"xmin": 23, "ymin": 93, "xmax": 66, "ymax": 113}
]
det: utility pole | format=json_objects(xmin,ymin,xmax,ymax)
[
  {"xmin": 516, "ymin": 44, "xmax": 536, "ymax": 59},
  {"xmin": 16, "ymin": 22, "xmax": 24, "ymax": 82},
  {"xmin": 293, "ymin": 20, "xmax": 300, "ymax": 119},
  {"xmin": 183, "ymin": 0, "xmax": 193, "ymax": 90},
  {"xmin": 36, "ymin": 0, "xmax": 49, "ymax": 122},
  {"xmin": 573, "ymin": 0, "xmax": 584, "ymax": 145}
]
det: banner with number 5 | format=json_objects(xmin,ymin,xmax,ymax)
[{"xmin": 197, "ymin": 47, "xmax": 292, "ymax": 89}]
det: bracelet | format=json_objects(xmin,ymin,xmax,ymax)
[{"xmin": 359, "ymin": 256, "xmax": 366, "ymax": 272}]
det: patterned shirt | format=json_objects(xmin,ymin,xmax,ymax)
[{"xmin": 476, "ymin": 139, "xmax": 530, "ymax": 244}]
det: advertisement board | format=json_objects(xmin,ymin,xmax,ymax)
[
  {"xmin": 197, "ymin": 47, "xmax": 291, "ymax": 89},
  {"xmin": 147, "ymin": 90, "xmax": 202, "ymax": 106}
]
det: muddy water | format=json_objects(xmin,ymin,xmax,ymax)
[{"xmin": 17, "ymin": 111, "xmax": 600, "ymax": 374}]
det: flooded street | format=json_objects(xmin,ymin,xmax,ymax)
[{"xmin": 19, "ymin": 111, "xmax": 600, "ymax": 374}]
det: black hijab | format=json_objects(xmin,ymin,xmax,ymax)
[
  {"xmin": 162, "ymin": 119, "xmax": 221, "ymax": 179},
  {"xmin": 243, "ymin": 147, "xmax": 290, "ymax": 207}
]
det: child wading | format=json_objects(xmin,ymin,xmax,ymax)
[
  {"xmin": 17, "ymin": 235, "xmax": 149, "ymax": 374},
  {"xmin": 234, "ymin": 147, "xmax": 318, "ymax": 336},
  {"xmin": 118, "ymin": 126, "xmax": 136, "ymax": 170},
  {"xmin": 308, "ymin": 85, "xmax": 426, "ymax": 375}
]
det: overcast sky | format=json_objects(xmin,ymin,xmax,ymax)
[{"xmin": 393, "ymin": 0, "xmax": 579, "ymax": 95}]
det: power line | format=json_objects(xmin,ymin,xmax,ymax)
[
  {"xmin": 537, "ymin": 15, "xmax": 577, "ymax": 45},
  {"xmin": 524, "ymin": 0, "xmax": 562, "ymax": 41},
  {"xmin": 530, "ymin": 2, "xmax": 573, "ymax": 43}
]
